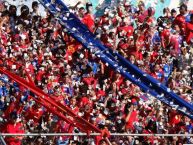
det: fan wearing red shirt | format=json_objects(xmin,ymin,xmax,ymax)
[
  {"xmin": 82, "ymin": 3, "xmax": 95, "ymax": 33},
  {"xmin": 151, "ymin": 64, "xmax": 164, "ymax": 82},
  {"xmin": 169, "ymin": 110, "xmax": 181, "ymax": 125},
  {"xmin": 117, "ymin": 38, "xmax": 129, "ymax": 57},
  {"xmin": 82, "ymin": 72, "xmax": 97, "ymax": 89},
  {"xmin": 160, "ymin": 22, "xmax": 179, "ymax": 56},
  {"xmin": 160, "ymin": 25, "xmax": 171, "ymax": 49},
  {"xmin": 144, "ymin": 7, "xmax": 156, "ymax": 29},
  {"xmin": 173, "ymin": 4, "xmax": 188, "ymax": 35},
  {"xmin": 5, "ymin": 112, "xmax": 25, "ymax": 145},
  {"xmin": 69, "ymin": 98, "xmax": 79, "ymax": 115},
  {"xmin": 77, "ymin": 5, "xmax": 85, "ymax": 20},
  {"xmin": 186, "ymin": 14, "xmax": 193, "ymax": 44},
  {"xmin": 98, "ymin": 9, "xmax": 110, "ymax": 27},
  {"xmin": 135, "ymin": 1, "xmax": 148, "ymax": 25},
  {"xmin": 117, "ymin": 18, "xmax": 134, "ymax": 38},
  {"xmin": 124, "ymin": 102, "xmax": 139, "ymax": 131}
]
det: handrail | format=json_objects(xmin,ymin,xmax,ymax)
[
  {"xmin": 1, "ymin": 133, "xmax": 193, "ymax": 137},
  {"xmin": 0, "ymin": 135, "xmax": 6, "ymax": 145}
]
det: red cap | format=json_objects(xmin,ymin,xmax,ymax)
[{"xmin": 131, "ymin": 98, "xmax": 137, "ymax": 105}]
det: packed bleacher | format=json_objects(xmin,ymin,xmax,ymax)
[{"xmin": 0, "ymin": 0, "xmax": 193, "ymax": 144}]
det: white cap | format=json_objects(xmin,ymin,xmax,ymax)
[
  {"xmin": 182, "ymin": 70, "xmax": 188, "ymax": 75},
  {"xmin": 80, "ymin": 53, "xmax": 84, "ymax": 58},
  {"xmin": 20, "ymin": 34, "xmax": 26, "ymax": 40},
  {"xmin": 103, "ymin": 25, "xmax": 109, "ymax": 30},
  {"xmin": 77, "ymin": 4, "xmax": 84, "ymax": 9},
  {"xmin": 125, "ymin": 2, "xmax": 131, "ymax": 6},
  {"xmin": 66, "ymin": 65, "xmax": 71, "ymax": 69}
]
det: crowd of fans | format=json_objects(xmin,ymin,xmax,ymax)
[{"xmin": 0, "ymin": 0, "xmax": 193, "ymax": 144}]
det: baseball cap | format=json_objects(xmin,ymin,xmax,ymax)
[
  {"xmin": 86, "ymin": 2, "xmax": 92, "ymax": 8},
  {"xmin": 131, "ymin": 98, "xmax": 138, "ymax": 105},
  {"xmin": 171, "ymin": 8, "xmax": 177, "ymax": 13}
]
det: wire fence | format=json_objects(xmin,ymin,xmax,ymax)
[{"xmin": 1, "ymin": 133, "xmax": 193, "ymax": 137}]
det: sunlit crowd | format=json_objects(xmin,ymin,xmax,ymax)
[{"xmin": 0, "ymin": 0, "xmax": 193, "ymax": 144}]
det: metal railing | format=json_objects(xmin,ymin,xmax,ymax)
[
  {"xmin": 1, "ymin": 133, "xmax": 193, "ymax": 137},
  {"xmin": 0, "ymin": 135, "xmax": 6, "ymax": 145}
]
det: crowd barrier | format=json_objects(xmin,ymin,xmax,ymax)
[{"xmin": 1, "ymin": 133, "xmax": 193, "ymax": 137}]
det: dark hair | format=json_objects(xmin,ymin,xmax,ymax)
[
  {"xmin": 179, "ymin": 4, "xmax": 187, "ymax": 11},
  {"xmin": 171, "ymin": 9, "xmax": 176, "ymax": 13},
  {"xmin": 138, "ymin": 1, "xmax": 145, "ymax": 7},
  {"xmin": 1, "ymin": 10, "xmax": 9, "ymax": 17},
  {"xmin": 163, "ymin": 7, "xmax": 170, "ymax": 14},
  {"xmin": 32, "ymin": 1, "xmax": 39, "ymax": 9},
  {"xmin": 124, "ymin": 103, "xmax": 131, "ymax": 114},
  {"xmin": 10, "ymin": 111, "xmax": 17, "ymax": 120},
  {"xmin": 9, "ymin": 5, "xmax": 17, "ymax": 12},
  {"xmin": 86, "ymin": 2, "xmax": 92, "ymax": 11},
  {"xmin": 20, "ymin": 5, "xmax": 29, "ymax": 15},
  {"xmin": 190, "ymin": 13, "xmax": 193, "ymax": 20},
  {"xmin": 163, "ymin": 8, "xmax": 167, "ymax": 14},
  {"xmin": 79, "ymin": 7, "xmax": 84, "ymax": 11},
  {"xmin": 148, "ymin": 7, "xmax": 154, "ymax": 16},
  {"xmin": 99, "ymin": 139, "xmax": 107, "ymax": 144},
  {"xmin": 9, "ymin": 5, "xmax": 17, "ymax": 17}
]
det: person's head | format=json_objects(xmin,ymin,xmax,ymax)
[
  {"xmin": 111, "ymin": 141, "xmax": 118, "ymax": 145},
  {"xmin": 10, "ymin": 111, "xmax": 17, "ymax": 123},
  {"xmin": 161, "ymin": 56, "xmax": 168, "ymax": 64},
  {"xmin": 124, "ymin": 2, "xmax": 131, "ymax": 12},
  {"xmin": 70, "ymin": 98, "xmax": 76, "ymax": 106},
  {"xmin": 1, "ymin": 1, "xmax": 9, "ymax": 12},
  {"xmin": 181, "ymin": 46, "xmax": 187, "ymax": 55},
  {"xmin": 163, "ymin": 7, "xmax": 170, "ymax": 16},
  {"xmin": 78, "ymin": 7, "xmax": 85, "ymax": 17},
  {"xmin": 143, "ymin": 52, "xmax": 151, "ymax": 62},
  {"xmin": 86, "ymin": 2, "xmax": 93, "ymax": 13},
  {"xmin": 109, "ymin": 31, "xmax": 115, "ymax": 39},
  {"xmin": 154, "ymin": 64, "xmax": 160, "ymax": 72},
  {"xmin": 9, "ymin": 5, "xmax": 17, "ymax": 16},
  {"xmin": 179, "ymin": 4, "xmax": 187, "ymax": 15},
  {"xmin": 0, "ymin": 2, "xmax": 5, "ymax": 12},
  {"xmin": 147, "ymin": 7, "xmax": 155, "ymax": 17},
  {"xmin": 138, "ymin": 1, "xmax": 145, "ymax": 11},
  {"xmin": 171, "ymin": 9, "xmax": 177, "ymax": 17},
  {"xmin": 129, "ymin": 54, "xmax": 136, "ymax": 64},
  {"xmin": 1, "ymin": 11, "xmax": 9, "ymax": 22},
  {"xmin": 120, "ymin": 18, "xmax": 126, "ymax": 26},
  {"xmin": 181, "ymin": 0, "xmax": 189, "ymax": 5},
  {"xmin": 51, "ymin": 0, "xmax": 56, "ymax": 4},
  {"xmin": 0, "ymin": 80, "xmax": 3, "ymax": 86},
  {"xmin": 70, "ymin": 140, "xmax": 79, "ymax": 145},
  {"xmin": 20, "ymin": 5, "xmax": 29, "ymax": 17},
  {"xmin": 173, "ymin": 24, "xmax": 180, "ymax": 33},
  {"xmin": 99, "ymin": 139, "xmax": 108, "ymax": 145},
  {"xmin": 165, "ymin": 19, "xmax": 172, "ymax": 29},
  {"xmin": 32, "ymin": 1, "xmax": 39, "ymax": 11}
]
